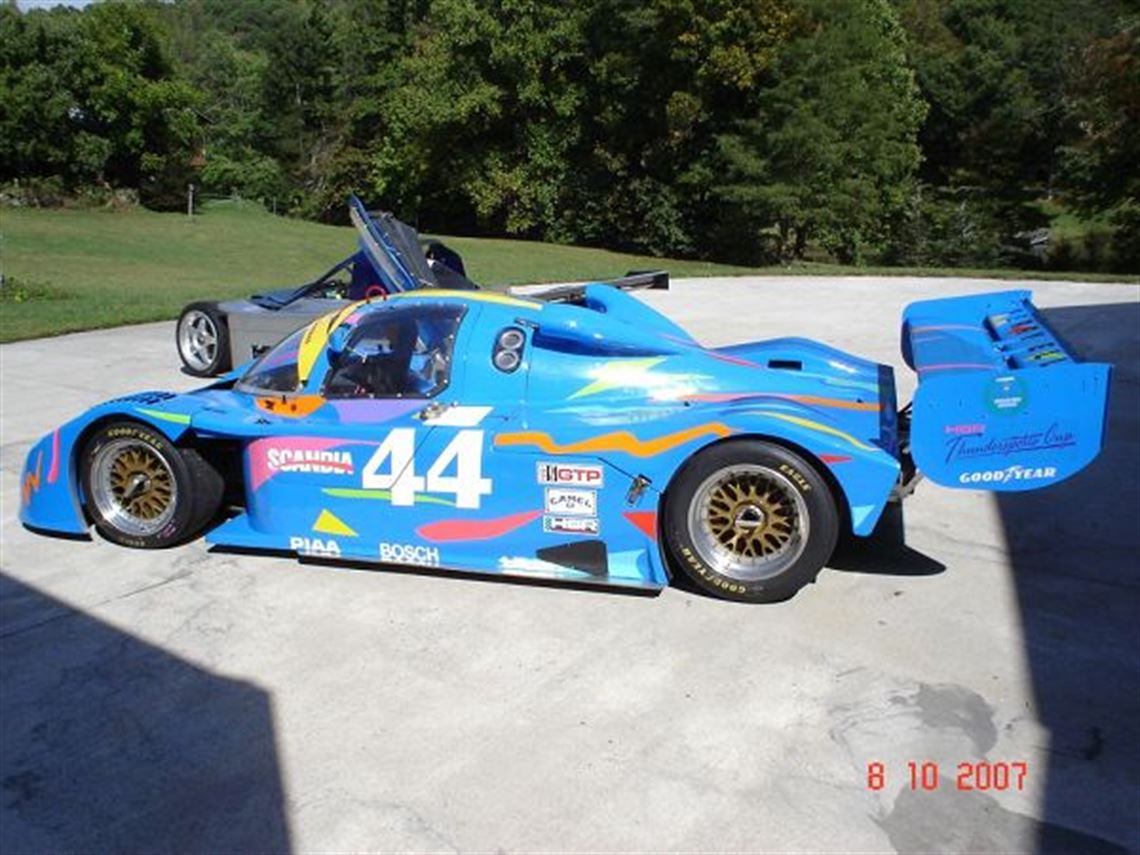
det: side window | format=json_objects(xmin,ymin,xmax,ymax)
[{"xmin": 323, "ymin": 304, "xmax": 464, "ymax": 399}]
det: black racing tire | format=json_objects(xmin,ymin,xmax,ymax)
[
  {"xmin": 176, "ymin": 301, "xmax": 231, "ymax": 376},
  {"xmin": 80, "ymin": 421, "xmax": 224, "ymax": 549},
  {"xmin": 663, "ymin": 439, "xmax": 839, "ymax": 603}
]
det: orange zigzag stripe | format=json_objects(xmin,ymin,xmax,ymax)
[
  {"xmin": 22, "ymin": 450, "xmax": 42, "ymax": 506},
  {"xmin": 494, "ymin": 423, "xmax": 733, "ymax": 458}
]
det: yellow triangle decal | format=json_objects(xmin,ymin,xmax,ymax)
[{"xmin": 312, "ymin": 509, "xmax": 358, "ymax": 537}]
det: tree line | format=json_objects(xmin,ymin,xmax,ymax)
[{"xmin": 1, "ymin": 0, "xmax": 1136, "ymax": 272}]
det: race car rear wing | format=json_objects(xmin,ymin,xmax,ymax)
[
  {"xmin": 520, "ymin": 270, "xmax": 669, "ymax": 304},
  {"xmin": 901, "ymin": 290, "xmax": 1111, "ymax": 491}
]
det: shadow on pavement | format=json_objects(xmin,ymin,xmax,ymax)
[
  {"xmin": 997, "ymin": 302, "xmax": 1139, "ymax": 853},
  {"xmin": 0, "ymin": 573, "xmax": 292, "ymax": 853},
  {"xmin": 830, "ymin": 502, "xmax": 947, "ymax": 578}
]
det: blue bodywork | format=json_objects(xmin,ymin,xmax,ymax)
[{"xmin": 20, "ymin": 288, "xmax": 1110, "ymax": 591}]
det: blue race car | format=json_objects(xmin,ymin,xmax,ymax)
[{"xmin": 19, "ymin": 286, "xmax": 1111, "ymax": 602}]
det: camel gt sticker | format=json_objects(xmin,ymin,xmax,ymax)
[{"xmin": 544, "ymin": 488, "xmax": 597, "ymax": 516}]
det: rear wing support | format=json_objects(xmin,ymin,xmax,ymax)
[
  {"xmin": 901, "ymin": 290, "xmax": 1111, "ymax": 491},
  {"xmin": 517, "ymin": 270, "xmax": 669, "ymax": 304}
]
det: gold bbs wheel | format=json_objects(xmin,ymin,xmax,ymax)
[
  {"xmin": 664, "ymin": 439, "xmax": 839, "ymax": 602},
  {"xmin": 90, "ymin": 439, "xmax": 178, "ymax": 537},
  {"xmin": 81, "ymin": 421, "xmax": 224, "ymax": 549},
  {"xmin": 688, "ymin": 464, "xmax": 809, "ymax": 581}
]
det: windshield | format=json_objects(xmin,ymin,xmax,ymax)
[
  {"xmin": 236, "ymin": 325, "xmax": 306, "ymax": 394},
  {"xmin": 323, "ymin": 304, "xmax": 464, "ymax": 399}
]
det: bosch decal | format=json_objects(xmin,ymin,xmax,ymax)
[{"xmin": 379, "ymin": 542, "xmax": 441, "ymax": 567}]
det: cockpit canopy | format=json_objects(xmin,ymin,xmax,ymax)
[{"xmin": 237, "ymin": 301, "xmax": 465, "ymax": 399}]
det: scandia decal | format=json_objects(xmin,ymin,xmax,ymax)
[
  {"xmin": 495, "ymin": 423, "xmax": 733, "ymax": 458},
  {"xmin": 267, "ymin": 448, "xmax": 354, "ymax": 475},
  {"xmin": 250, "ymin": 437, "xmax": 356, "ymax": 490}
]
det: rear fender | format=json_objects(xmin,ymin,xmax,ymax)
[{"xmin": 608, "ymin": 402, "xmax": 900, "ymax": 537}]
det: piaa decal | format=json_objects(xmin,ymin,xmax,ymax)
[{"xmin": 290, "ymin": 536, "xmax": 341, "ymax": 557}]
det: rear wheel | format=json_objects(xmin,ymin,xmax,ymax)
[
  {"xmin": 664, "ymin": 439, "xmax": 839, "ymax": 602},
  {"xmin": 81, "ymin": 421, "xmax": 223, "ymax": 548},
  {"xmin": 176, "ymin": 302, "xmax": 230, "ymax": 376}
]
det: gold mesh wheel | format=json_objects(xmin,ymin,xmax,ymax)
[
  {"xmin": 687, "ymin": 464, "xmax": 809, "ymax": 581},
  {"xmin": 90, "ymin": 439, "xmax": 178, "ymax": 537}
]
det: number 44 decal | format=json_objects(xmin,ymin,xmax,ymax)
[{"xmin": 362, "ymin": 428, "xmax": 492, "ymax": 509}]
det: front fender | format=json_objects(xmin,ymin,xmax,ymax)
[{"xmin": 18, "ymin": 391, "xmax": 200, "ymax": 536}]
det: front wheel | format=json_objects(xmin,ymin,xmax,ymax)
[
  {"xmin": 663, "ymin": 440, "xmax": 839, "ymax": 603},
  {"xmin": 80, "ymin": 421, "xmax": 223, "ymax": 548},
  {"xmin": 176, "ymin": 302, "xmax": 231, "ymax": 376}
]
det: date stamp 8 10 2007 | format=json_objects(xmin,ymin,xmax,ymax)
[{"xmin": 867, "ymin": 761, "xmax": 1029, "ymax": 792}]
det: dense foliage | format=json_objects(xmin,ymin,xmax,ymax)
[{"xmin": 1, "ymin": 0, "xmax": 1135, "ymax": 271}]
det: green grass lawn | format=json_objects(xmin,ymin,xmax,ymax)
[
  {"xmin": 0, "ymin": 200, "xmax": 759, "ymax": 342},
  {"xmin": 1, "ymin": 200, "xmax": 1135, "ymax": 342}
]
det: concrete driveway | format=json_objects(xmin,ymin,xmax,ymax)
[{"xmin": 2, "ymin": 276, "xmax": 1137, "ymax": 853}]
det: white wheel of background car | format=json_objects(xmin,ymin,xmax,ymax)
[
  {"xmin": 176, "ymin": 302, "xmax": 231, "ymax": 376},
  {"xmin": 178, "ymin": 309, "xmax": 218, "ymax": 371}
]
